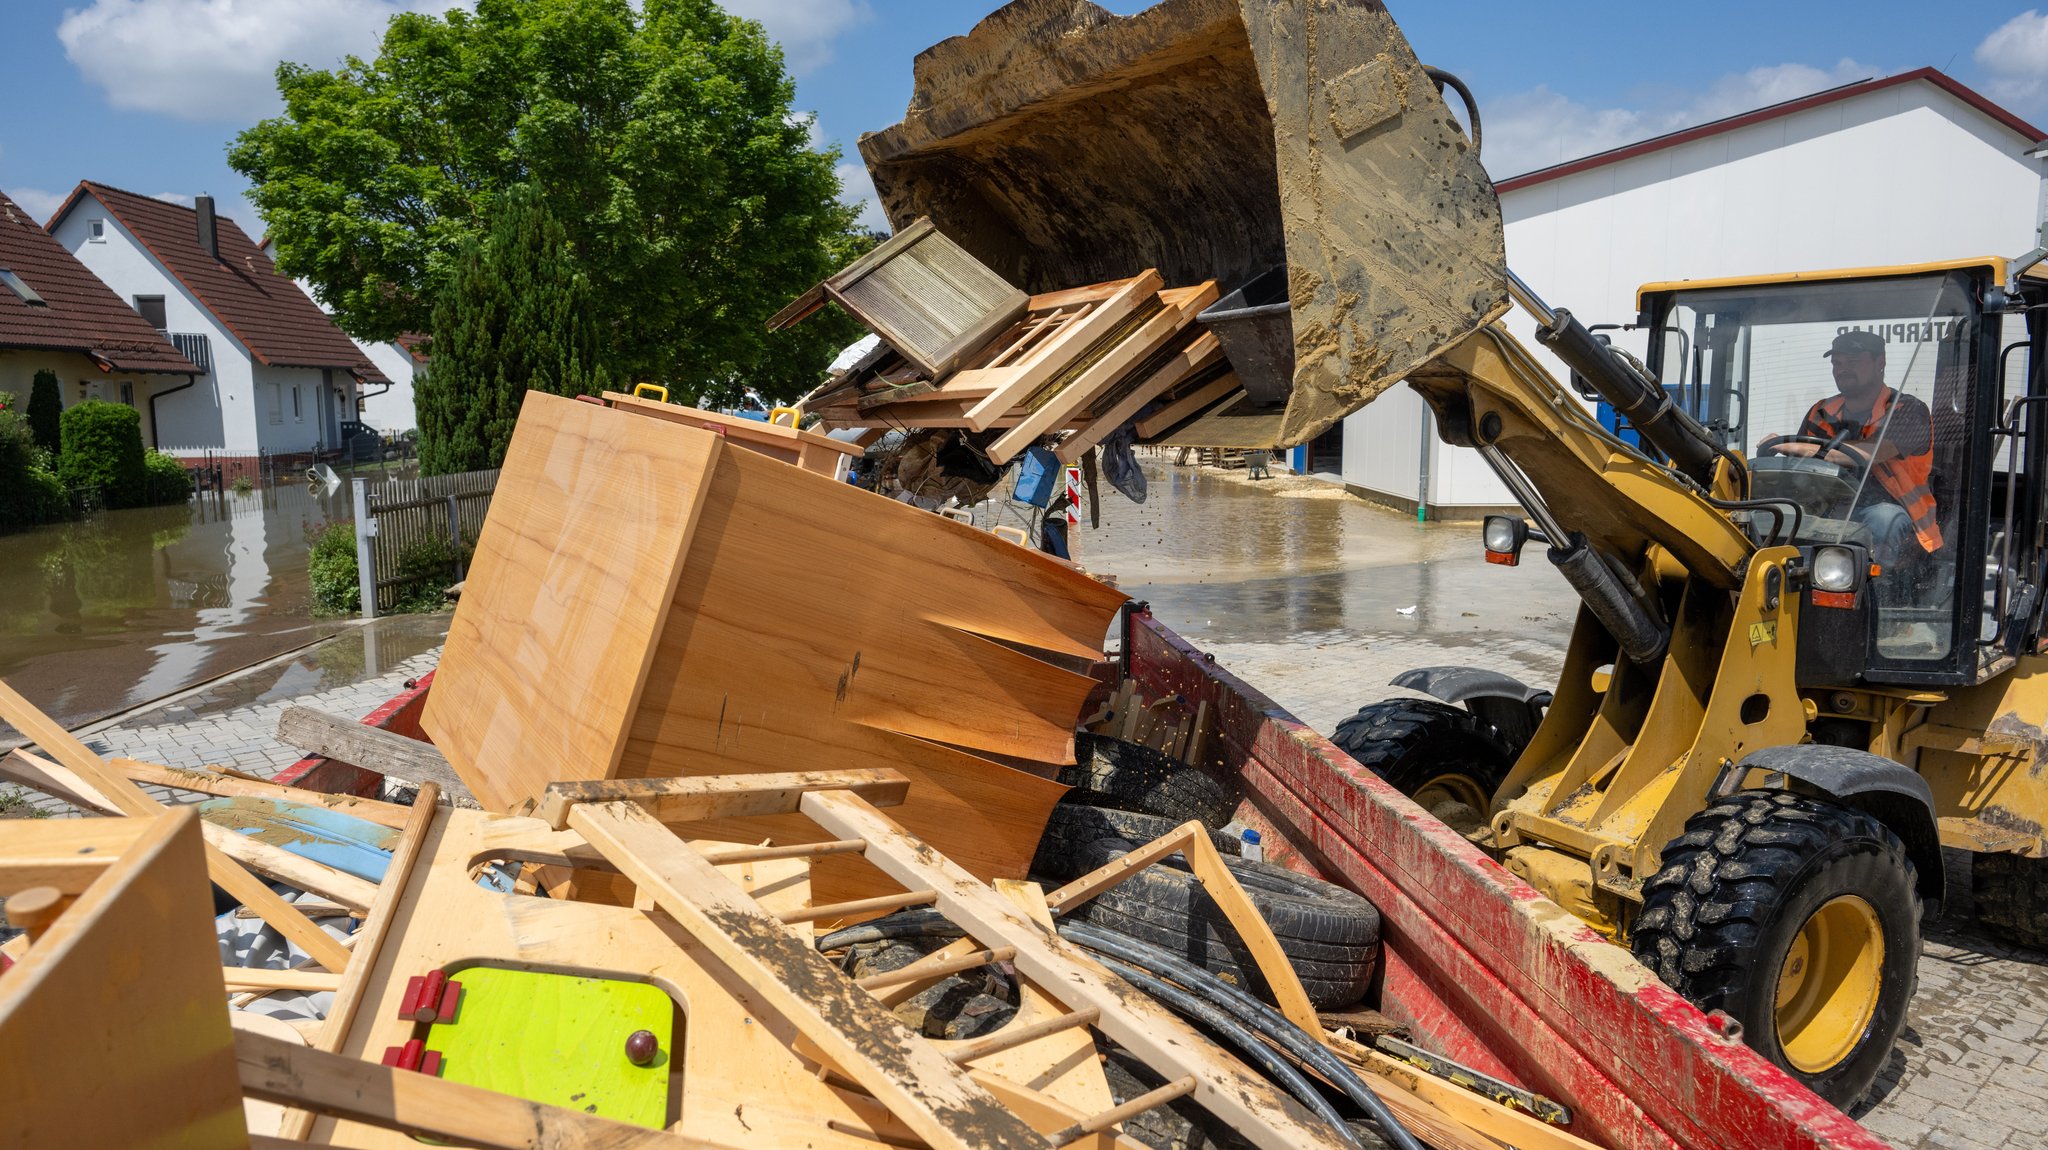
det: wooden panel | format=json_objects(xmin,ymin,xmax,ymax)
[
  {"xmin": 604, "ymin": 393, "xmax": 864, "ymax": 471},
  {"xmin": 423, "ymin": 391, "xmax": 722, "ymax": 812},
  {"xmin": 0, "ymin": 811, "xmax": 249, "ymax": 1149},
  {"xmin": 1135, "ymin": 371, "xmax": 1242, "ymax": 438},
  {"xmin": 958, "ymin": 272, "xmax": 1162, "ymax": 430}
]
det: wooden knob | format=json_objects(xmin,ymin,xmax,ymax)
[{"xmin": 6, "ymin": 886, "xmax": 69, "ymax": 941}]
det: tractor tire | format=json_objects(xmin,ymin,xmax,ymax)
[
  {"xmin": 1064, "ymin": 837, "xmax": 1381, "ymax": 1010},
  {"xmin": 1632, "ymin": 790, "xmax": 1920, "ymax": 1108},
  {"xmin": 1031, "ymin": 802, "xmax": 1239, "ymax": 880},
  {"xmin": 1331, "ymin": 698, "xmax": 1514, "ymax": 819},
  {"xmin": 1062, "ymin": 733, "xmax": 1242, "ymax": 828},
  {"xmin": 1972, "ymin": 852, "xmax": 2048, "ymax": 952}
]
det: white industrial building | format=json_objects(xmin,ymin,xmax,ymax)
[{"xmin": 1338, "ymin": 67, "xmax": 2048, "ymax": 518}]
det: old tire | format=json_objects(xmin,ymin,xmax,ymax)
[
  {"xmin": 1061, "ymin": 733, "xmax": 1242, "ymax": 828},
  {"xmin": 1100, "ymin": 1046, "xmax": 1255, "ymax": 1150},
  {"xmin": 1064, "ymin": 837, "xmax": 1381, "ymax": 1009},
  {"xmin": 1973, "ymin": 852, "xmax": 2048, "ymax": 951},
  {"xmin": 1632, "ymin": 790, "xmax": 1920, "ymax": 1108},
  {"xmin": 1331, "ymin": 699, "xmax": 1513, "ymax": 816},
  {"xmin": 1031, "ymin": 802, "xmax": 1239, "ymax": 880}
]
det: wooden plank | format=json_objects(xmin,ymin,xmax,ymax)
[
  {"xmin": 1134, "ymin": 371, "xmax": 1242, "ymax": 438},
  {"xmin": 606, "ymin": 392, "xmax": 863, "ymax": 458},
  {"xmin": 800, "ymin": 790, "xmax": 1353, "ymax": 1150},
  {"xmin": 538, "ymin": 768, "xmax": 911, "ymax": 831},
  {"xmin": 986, "ymin": 282, "xmax": 1219, "ymax": 465},
  {"xmin": 0, "ymin": 810, "xmax": 250, "ymax": 1149},
  {"xmin": 274, "ymin": 706, "xmax": 469, "ymax": 799},
  {"xmin": 958, "ymin": 272, "xmax": 1162, "ymax": 431},
  {"xmin": 1057, "ymin": 332, "xmax": 1225, "ymax": 464},
  {"xmin": 422, "ymin": 391, "xmax": 723, "ymax": 813},
  {"xmin": 0, "ymin": 682, "xmax": 353, "ymax": 973},
  {"xmin": 236, "ymin": 1029, "xmax": 699, "ymax": 1150},
  {"xmin": 566, "ymin": 800, "xmax": 1049, "ymax": 1150},
  {"xmin": 0, "ymin": 748, "xmax": 121, "ymax": 816},
  {"xmin": 200, "ymin": 819, "xmax": 379, "ymax": 916},
  {"xmin": 221, "ymin": 967, "xmax": 345, "ymax": 993},
  {"xmin": 113, "ymin": 757, "xmax": 413, "ymax": 829}
]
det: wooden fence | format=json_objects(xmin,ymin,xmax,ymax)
[{"xmin": 350, "ymin": 469, "xmax": 500, "ymax": 616}]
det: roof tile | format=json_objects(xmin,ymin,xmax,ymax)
[{"xmin": 0, "ymin": 190, "xmax": 198, "ymax": 374}]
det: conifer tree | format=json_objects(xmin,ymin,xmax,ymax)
[
  {"xmin": 27, "ymin": 369, "xmax": 61, "ymax": 455},
  {"xmin": 416, "ymin": 185, "xmax": 606, "ymax": 475}
]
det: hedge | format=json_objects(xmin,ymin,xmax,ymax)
[
  {"xmin": 0, "ymin": 406, "xmax": 68, "ymax": 531},
  {"xmin": 58, "ymin": 400, "xmax": 149, "ymax": 507}
]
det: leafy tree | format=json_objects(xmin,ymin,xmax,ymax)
[
  {"xmin": 231, "ymin": 0, "xmax": 859, "ymax": 395},
  {"xmin": 27, "ymin": 370, "xmax": 61, "ymax": 455},
  {"xmin": 58, "ymin": 400, "xmax": 148, "ymax": 508},
  {"xmin": 0, "ymin": 406, "xmax": 68, "ymax": 531},
  {"xmin": 416, "ymin": 185, "xmax": 607, "ymax": 473}
]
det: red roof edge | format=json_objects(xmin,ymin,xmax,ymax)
[{"xmin": 1494, "ymin": 68, "xmax": 2047, "ymax": 195}]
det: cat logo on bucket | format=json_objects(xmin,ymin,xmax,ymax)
[{"xmin": 1748, "ymin": 621, "xmax": 1778, "ymax": 647}]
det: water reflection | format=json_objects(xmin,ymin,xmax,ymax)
[{"xmin": 0, "ymin": 484, "xmax": 357, "ymax": 732}]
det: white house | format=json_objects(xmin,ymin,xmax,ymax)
[
  {"xmin": 258, "ymin": 234, "xmax": 422, "ymax": 434},
  {"xmin": 1339, "ymin": 67, "xmax": 2048, "ymax": 517},
  {"xmin": 47, "ymin": 182, "xmax": 388, "ymax": 461}
]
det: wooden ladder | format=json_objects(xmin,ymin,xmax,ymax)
[{"xmin": 542, "ymin": 770, "xmax": 1353, "ymax": 1150}]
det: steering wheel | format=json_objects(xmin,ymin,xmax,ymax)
[{"xmin": 1759, "ymin": 433, "xmax": 1873, "ymax": 472}]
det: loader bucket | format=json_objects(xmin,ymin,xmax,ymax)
[{"xmin": 859, "ymin": 0, "xmax": 1511, "ymax": 447}]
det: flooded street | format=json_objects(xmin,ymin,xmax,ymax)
[
  {"xmin": 1078, "ymin": 458, "xmax": 1580, "ymax": 728},
  {"xmin": 0, "ymin": 483, "xmax": 406, "ymax": 738}
]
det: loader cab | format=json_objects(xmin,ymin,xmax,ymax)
[{"xmin": 1638, "ymin": 261, "xmax": 2048, "ymax": 687}]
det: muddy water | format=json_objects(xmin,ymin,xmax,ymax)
[
  {"xmin": 1079, "ymin": 460, "xmax": 1580, "ymax": 654},
  {"xmin": 0, "ymin": 484, "xmax": 361, "ymax": 734}
]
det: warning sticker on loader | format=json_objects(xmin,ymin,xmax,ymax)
[{"xmin": 1748, "ymin": 621, "xmax": 1778, "ymax": 647}]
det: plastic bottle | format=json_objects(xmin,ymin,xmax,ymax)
[{"xmin": 1240, "ymin": 827, "xmax": 1263, "ymax": 863}]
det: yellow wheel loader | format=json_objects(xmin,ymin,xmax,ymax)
[{"xmin": 861, "ymin": 0, "xmax": 2048, "ymax": 1109}]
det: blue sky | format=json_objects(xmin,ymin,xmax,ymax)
[{"xmin": 3, "ymin": 1, "xmax": 2045, "ymax": 236}]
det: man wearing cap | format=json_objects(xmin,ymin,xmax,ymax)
[{"xmin": 1760, "ymin": 330, "xmax": 1943, "ymax": 583}]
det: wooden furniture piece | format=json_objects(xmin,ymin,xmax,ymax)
[
  {"xmin": 1056, "ymin": 332, "xmax": 1227, "ymax": 464},
  {"xmin": 0, "ymin": 811, "xmax": 251, "ymax": 1149},
  {"xmin": 770, "ymin": 216, "xmax": 1029, "ymax": 379},
  {"xmin": 422, "ymin": 391, "xmax": 1127, "ymax": 904},
  {"xmin": 1135, "ymin": 370, "xmax": 1244, "ymax": 439},
  {"xmin": 957, "ymin": 272, "xmax": 1162, "ymax": 431},
  {"xmin": 602, "ymin": 392, "xmax": 865, "ymax": 478}
]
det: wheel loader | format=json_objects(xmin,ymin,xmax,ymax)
[{"xmin": 860, "ymin": 0, "xmax": 2048, "ymax": 1110}]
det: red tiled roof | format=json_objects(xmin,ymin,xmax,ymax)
[
  {"xmin": 0, "ymin": 190, "xmax": 199, "ymax": 374},
  {"xmin": 50, "ymin": 182, "xmax": 389, "ymax": 384},
  {"xmin": 1496, "ymin": 68, "xmax": 2046, "ymax": 194},
  {"xmin": 396, "ymin": 332, "xmax": 429, "ymax": 364}
]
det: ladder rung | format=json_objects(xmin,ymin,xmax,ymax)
[
  {"xmin": 945, "ymin": 1006, "xmax": 1101, "ymax": 1064},
  {"xmin": 700, "ymin": 838, "xmax": 868, "ymax": 865},
  {"xmin": 778, "ymin": 889, "xmax": 938, "ymax": 924},
  {"xmin": 855, "ymin": 947, "xmax": 1017, "ymax": 992},
  {"xmin": 1048, "ymin": 1076, "xmax": 1197, "ymax": 1147}
]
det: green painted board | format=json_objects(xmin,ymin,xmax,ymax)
[{"xmin": 425, "ymin": 966, "xmax": 673, "ymax": 1128}]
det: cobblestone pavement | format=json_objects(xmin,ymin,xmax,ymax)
[{"xmin": 1085, "ymin": 460, "xmax": 2048, "ymax": 1148}]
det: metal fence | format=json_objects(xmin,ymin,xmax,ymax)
[{"xmin": 351, "ymin": 468, "xmax": 500, "ymax": 616}]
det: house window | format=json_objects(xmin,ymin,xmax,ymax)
[
  {"xmin": 133, "ymin": 295, "xmax": 166, "ymax": 330},
  {"xmin": 291, "ymin": 385, "xmax": 302, "ymax": 421},
  {"xmin": 118, "ymin": 382, "xmax": 133, "ymax": 407},
  {"xmin": 268, "ymin": 382, "xmax": 283, "ymax": 425},
  {"xmin": 87, "ymin": 219, "xmax": 106, "ymax": 243},
  {"xmin": 0, "ymin": 268, "xmax": 45, "ymax": 306}
]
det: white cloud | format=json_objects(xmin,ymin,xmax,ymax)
[
  {"xmin": 5, "ymin": 188, "xmax": 70, "ymax": 226},
  {"xmin": 721, "ymin": 0, "xmax": 871, "ymax": 75},
  {"xmin": 56, "ymin": 0, "xmax": 454, "ymax": 123},
  {"xmin": 835, "ymin": 161, "xmax": 887, "ymax": 233},
  {"xmin": 1481, "ymin": 60, "xmax": 1873, "ymax": 181},
  {"xmin": 1976, "ymin": 10, "xmax": 2048, "ymax": 116},
  {"xmin": 152, "ymin": 192, "xmax": 194, "ymax": 207}
]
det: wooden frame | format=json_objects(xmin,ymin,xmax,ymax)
[
  {"xmin": 1134, "ymin": 370, "xmax": 1243, "ymax": 438},
  {"xmin": 603, "ymin": 392, "xmax": 864, "ymax": 478},
  {"xmin": 1056, "ymin": 332, "xmax": 1226, "ymax": 464},
  {"xmin": 958, "ymin": 272, "xmax": 1163, "ymax": 431}
]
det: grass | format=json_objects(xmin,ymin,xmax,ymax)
[{"xmin": 0, "ymin": 786, "xmax": 49, "ymax": 819}]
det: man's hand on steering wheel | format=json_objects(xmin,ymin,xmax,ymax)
[{"xmin": 1758, "ymin": 433, "xmax": 1871, "ymax": 470}]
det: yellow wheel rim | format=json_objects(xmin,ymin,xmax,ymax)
[
  {"xmin": 1412, "ymin": 772, "xmax": 1492, "ymax": 816},
  {"xmin": 1774, "ymin": 894, "xmax": 1885, "ymax": 1073}
]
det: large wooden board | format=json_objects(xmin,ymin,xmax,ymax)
[
  {"xmin": 0, "ymin": 812, "xmax": 249, "ymax": 1149},
  {"xmin": 423, "ymin": 391, "xmax": 722, "ymax": 812}
]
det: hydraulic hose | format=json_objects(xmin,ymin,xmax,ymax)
[
  {"xmin": 1061, "ymin": 921, "xmax": 1427, "ymax": 1150},
  {"xmin": 816, "ymin": 908, "xmax": 961, "ymax": 951},
  {"xmin": 1423, "ymin": 66, "xmax": 1481, "ymax": 156},
  {"xmin": 1086, "ymin": 951, "xmax": 1366, "ymax": 1149},
  {"xmin": 1549, "ymin": 533, "xmax": 1669, "ymax": 666}
]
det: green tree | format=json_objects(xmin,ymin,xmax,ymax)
[
  {"xmin": 416, "ymin": 185, "xmax": 607, "ymax": 474},
  {"xmin": 27, "ymin": 370, "xmax": 61, "ymax": 455},
  {"xmin": 230, "ymin": 0, "xmax": 859, "ymax": 395},
  {"xmin": 58, "ymin": 400, "xmax": 149, "ymax": 508}
]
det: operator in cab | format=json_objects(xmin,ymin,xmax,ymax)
[{"xmin": 1757, "ymin": 330, "xmax": 1943, "ymax": 578}]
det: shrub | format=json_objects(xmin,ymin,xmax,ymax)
[
  {"xmin": 231, "ymin": 475, "xmax": 255, "ymax": 495},
  {"xmin": 58, "ymin": 400, "xmax": 148, "ymax": 508},
  {"xmin": 0, "ymin": 407, "xmax": 69, "ymax": 532},
  {"xmin": 141, "ymin": 450, "xmax": 194, "ymax": 505},
  {"xmin": 27, "ymin": 370, "xmax": 61, "ymax": 455},
  {"xmin": 308, "ymin": 520, "xmax": 361, "ymax": 615},
  {"xmin": 387, "ymin": 536, "xmax": 467, "ymax": 613}
]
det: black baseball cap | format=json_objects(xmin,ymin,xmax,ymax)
[{"xmin": 1825, "ymin": 330, "xmax": 1886, "ymax": 358}]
